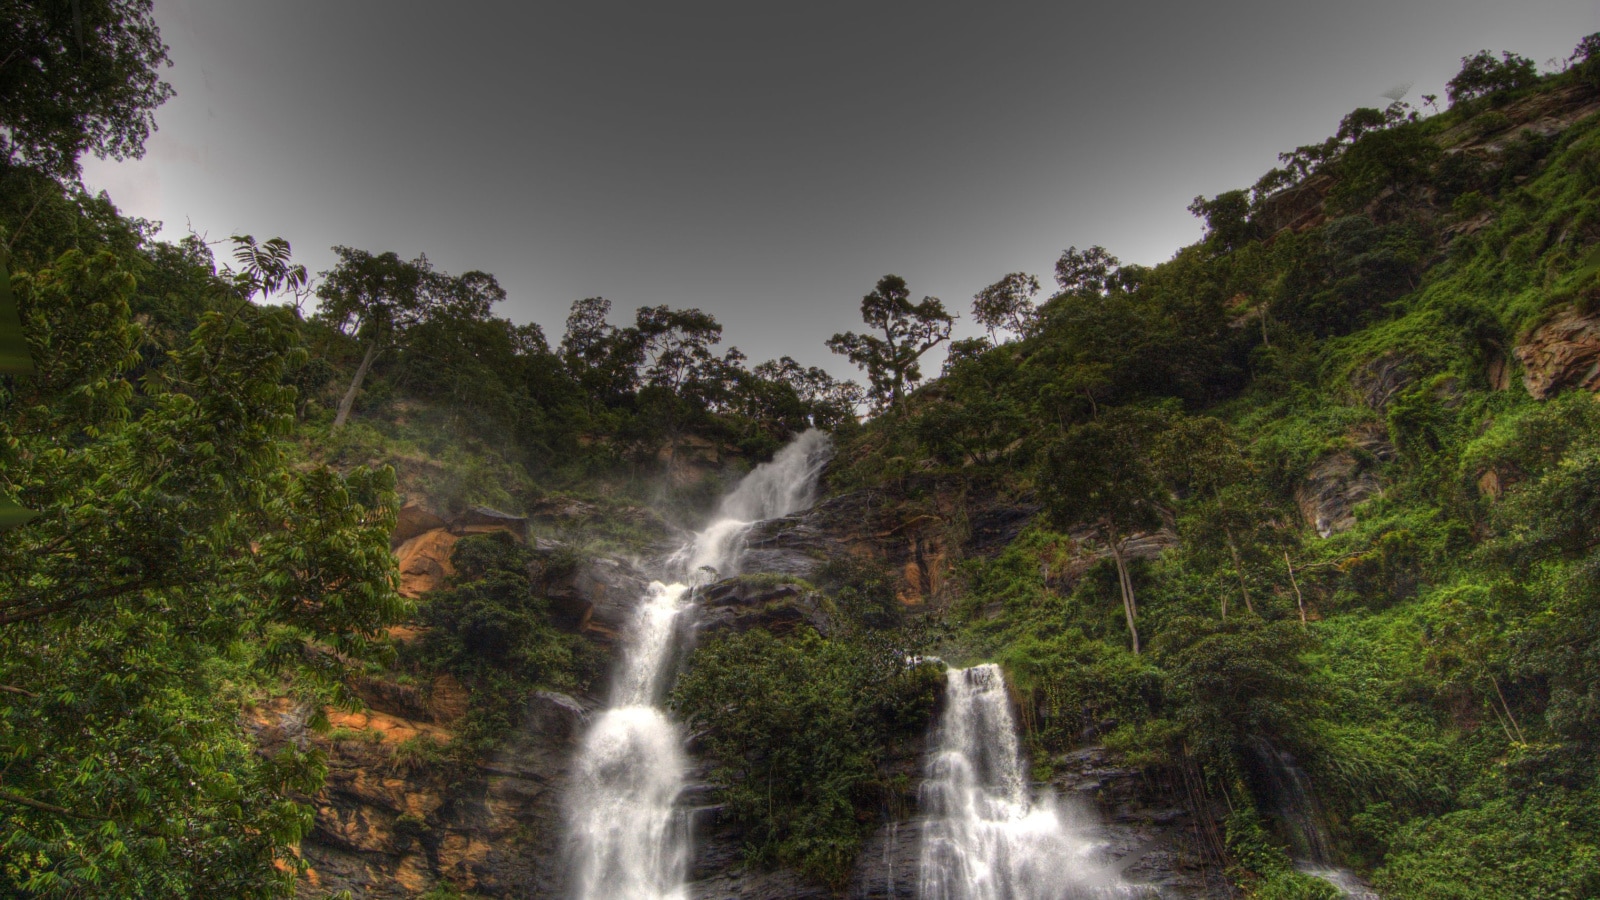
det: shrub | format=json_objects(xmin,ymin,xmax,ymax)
[{"xmin": 1447, "ymin": 51, "xmax": 1539, "ymax": 107}]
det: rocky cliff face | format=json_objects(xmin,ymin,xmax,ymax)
[
  {"xmin": 263, "ymin": 689, "xmax": 589, "ymax": 899},
  {"xmin": 1516, "ymin": 305, "xmax": 1600, "ymax": 399},
  {"xmin": 283, "ymin": 479, "xmax": 1234, "ymax": 898}
]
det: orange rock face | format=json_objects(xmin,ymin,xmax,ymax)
[
  {"xmin": 1516, "ymin": 307, "xmax": 1600, "ymax": 400},
  {"xmin": 394, "ymin": 528, "xmax": 459, "ymax": 598},
  {"xmin": 325, "ymin": 708, "xmax": 452, "ymax": 746}
]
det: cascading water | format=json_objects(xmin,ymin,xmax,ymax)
[
  {"xmin": 566, "ymin": 430, "xmax": 833, "ymax": 900},
  {"xmin": 1248, "ymin": 739, "xmax": 1380, "ymax": 900},
  {"xmin": 919, "ymin": 664, "xmax": 1143, "ymax": 900}
]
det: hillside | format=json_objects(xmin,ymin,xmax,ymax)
[{"xmin": 3, "ymin": 19, "xmax": 1600, "ymax": 900}]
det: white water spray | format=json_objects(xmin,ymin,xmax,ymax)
[
  {"xmin": 919, "ymin": 664, "xmax": 1143, "ymax": 900},
  {"xmin": 566, "ymin": 430, "xmax": 833, "ymax": 900}
]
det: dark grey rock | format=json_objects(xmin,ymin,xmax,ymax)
[{"xmin": 694, "ymin": 576, "xmax": 830, "ymax": 638}]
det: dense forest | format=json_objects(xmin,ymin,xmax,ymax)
[{"xmin": 4, "ymin": 3, "xmax": 1600, "ymax": 898}]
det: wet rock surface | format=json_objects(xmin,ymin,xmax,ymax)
[
  {"xmin": 695, "ymin": 576, "xmax": 831, "ymax": 638},
  {"xmin": 540, "ymin": 551, "xmax": 652, "ymax": 641},
  {"xmin": 1053, "ymin": 747, "xmax": 1235, "ymax": 899},
  {"xmin": 743, "ymin": 484, "xmax": 1038, "ymax": 606}
]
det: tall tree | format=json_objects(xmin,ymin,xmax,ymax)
[
  {"xmin": 971, "ymin": 272, "xmax": 1041, "ymax": 341},
  {"xmin": 1054, "ymin": 245, "xmax": 1121, "ymax": 296},
  {"xmin": 826, "ymin": 274, "xmax": 954, "ymax": 414},
  {"xmin": 314, "ymin": 247, "xmax": 433, "ymax": 429},
  {"xmin": 0, "ymin": 0, "xmax": 175, "ymax": 177},
  {"xmin": 559, "ymin": 296, "xmax": 643, "ymax": 406},
  {"xmin": 1157, "ymin": 415, "xmax": 1268, "ymax": 619},
  {"xmin": 1038, "ymin": 407, "xmax": 1170, "ymax": 654},
  {"xmin": 634, "ymin": 304, "xmax": 724, "ymax": 394}
]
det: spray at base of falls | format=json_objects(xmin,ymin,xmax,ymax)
[
  {"xmin": 566, "ymin": 430, "xmax": 833, "ymax": 900},
  {"xmin": 919, "ymin": 664, "xmax": 1149, "ymax": 900}
]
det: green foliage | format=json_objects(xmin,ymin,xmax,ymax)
[
  {"xmin": 1272, "ymin": 216, "xmax": 1423, "ymax": 337},
  {"xmin": 0, "ymin": 248, "xmax": 405, "ymax": 895},
  {"xmin": 1375, "ymin": 774, "xmax": 1600, "ymax": 899},
  {"xmin": 1446, "ymin": 50, "xmax": 1540, "ymax": 107},
  {"xmin": 1156, "ymin": 619, "xmax": 1318, "ymax": 765},
  {"xmin": 827, "ymin": 274, "xmax": 955, "ymax": 414},
  {"xmin": 1225, "ymin": 809, "xmax": 1342, "ymax": 900},
  {"xmin": 409, "ymin": 532, "xmax": 597, "ymax": 751},
  {"xmin": 0, "ymin": 0, "xmax": 175, "ymax": 176},
  {"xmin": 672, "ymin": 628, "xmax": 940, "ymax": 888}
]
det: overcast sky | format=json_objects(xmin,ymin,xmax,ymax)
[{"xmin": 82, "ymin": 1, "xmax": 1597, "ymax": 378}]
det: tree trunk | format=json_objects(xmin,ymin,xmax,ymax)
[
  {"xmin": 1223, "ymin": 525, "xmax": 1254, "ymax": 616},
  {"xmin": 1108, "ymin": 537, "xmax": 1140, "ymax": 655},
  {"xmin": 332, "ymin": 339, "xmax": 380, "ymax": 431},
  {"xmin": 1285, "ymin": 551, "xmax": 1307, "ymax": 628}
]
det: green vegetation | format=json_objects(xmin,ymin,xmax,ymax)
[
  {"xmin": 809, "ymin": 32, "xmax": 1600, "ymax": 898},
  {"xmin": 672, "ymin": 627, "xmax": 941, "ymax": 888},
  {"xmin": 4, "ymin": 5, "xmax": 1600, "ymax": 896},
  {"xmin": 405, "ymin": 531, "xmax": 600, "ymax": 753}
]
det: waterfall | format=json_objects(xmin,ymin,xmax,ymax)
[
  {"xmin": 918, "ymin": 664, "xmax": 1141, "ymax": 900},
  {"xmin": 566, "ymin": 430, "xmax": 833, "ymax": 900},
  {"xmin": 1248, "ymin": 738, "xmax": 1381, "ymax": 900}
]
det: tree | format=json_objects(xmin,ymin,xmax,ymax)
[
  {"xmin": 1188, "ymin": 191, "xmax": 1259, "ymax": 252},
  {"xmin": 0, "ymin": 248, "xmax": 405, "ymax": 895},
  {"xmin": 1446, "ymin": 50, "xmax": 1539, "ymax": 106},
  {"xmin": 0, "ymin": 0, "xmax": 175, "ymax": 177},
  {"xmin": 826, "ymin": 275, "xmax": 953, "ymax": 414},
  {"xmin": 1157, "ymin": 415, "xmax": 1266, "ymax": 619},
  {"xmin": 1038, "ymin": 407, "xmax": 1170, "ymax": 654},
  {"xmin": 916, "ymin": 345, "xmax": 1028, "ymax": 467},
  {"xmin": 224, "ymin": 235, "xmax": 310, "ymax": 311},
  {"xmin": 1571, "ymin": 32, "xmax": 1600, "ymax": 91},
  {"xmin": 971, "ymin": 272, "xmax": 1040, "ymax": 341},
  {"xmin": 752, "ymin": 356, "xmax": 864, "ymax": 430},
  {"xmin": 558, "ymin": 296, "xmax": 643, "ymax": 407},
  {"xmin": 314, "ymin": 247, "xmax": 434, "ymax": 429},
  {"xmin": 633, "ymin": 304, "xmax": 724, "ymax": 394},
  {"xmin": 1054, "ymin": 245, "xmax": 1121, "ymax": 296}
]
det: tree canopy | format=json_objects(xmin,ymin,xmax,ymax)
[
  {"xmin": 826, "ymin": 274, "xmax": 954, "ymax": 414},
  {"xmin": 0, "ymin": 0, "xmax": 175, "ymax": 176}
]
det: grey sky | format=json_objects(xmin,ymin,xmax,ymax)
[{"xmin": 83, "ymin": 1, "xmax": 1598, "ymax": 379}]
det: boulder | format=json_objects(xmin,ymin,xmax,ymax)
[
  {"xmin": 1515, "ymin": 306, "xmax": 1600, "ymax": 399},
  {"xmin": 394, "ymin": 529, "xmax": 459, "ymax": 598},
  {"xmin": 540, "ymin": 553, "xmax": 651, "ymax": 640},
  {"xmin": 695, "ymin": 577, "xmax": 829, "ymax": 638},
  {"xmin": 393, "ymin": 500, "xmax": 448, "ymax": 546}
]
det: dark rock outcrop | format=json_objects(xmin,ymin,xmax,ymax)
[
  {"xmin": 1294, "ymin": 426, "xmax": 1396, "ymax": 538},
  {"xmin": 743, "ymin": 485, "xmax": 1039, "ymax": 607},
  {"xmin": 1053, "ymin": 747, "xmax": 1235, "ymax": 898},
  {"xmin": 540, "ymin": 552, "xmax": 651, "ymax": 641},
  {"xmin": 1295, "ymin": 452, "xmax": 1382, "ymax": 538},
  {"xmin": 695, "ymin": 576, "xmax": 830, "ymax": 638}
]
